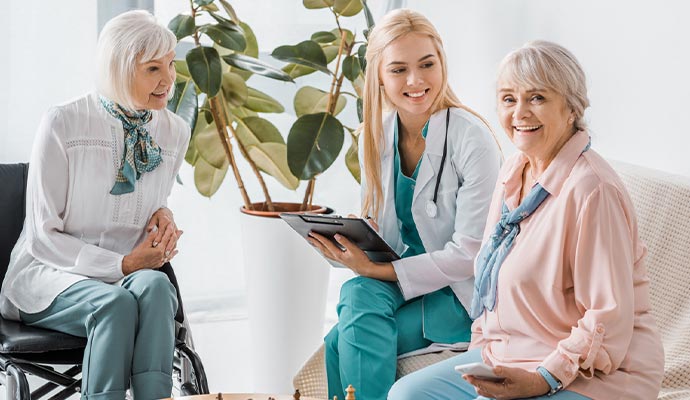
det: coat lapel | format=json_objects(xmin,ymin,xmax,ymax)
[{"xmin": 413, "ymin": 109, "xmax": 446, "ymax": 203}]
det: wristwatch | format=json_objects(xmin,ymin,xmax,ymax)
[{"xmin": 536, "ymin": 366, "xmax": 563, "ymax": 396}]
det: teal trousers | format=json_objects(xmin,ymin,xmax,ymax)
[
  {"xmin": 325, "ymin": 276, "xmax": 471, "ymax": 400},
  {"xmin": 389, "ymin": 348, "xmax": 590, "ymax": 400},
  {"xmin": 20, "ymin": 269, "xmax": 178, "ymax": 400}
]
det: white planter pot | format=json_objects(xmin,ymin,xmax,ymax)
[{"xmin": 240, "ymin": 206, "xmax": 331, "ymax": 393}]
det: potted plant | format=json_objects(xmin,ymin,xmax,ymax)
[{"xmin": 167, "ymin": 0, "xmax": 373, "ymax": 392}]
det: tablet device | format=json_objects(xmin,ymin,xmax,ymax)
[
  {"xmin": 454, "ymin": 362, "xmax": 503, "ymax": 382},
  {"xmin": 279, "ymin": 213, "xmax": 400, "ymax": 267}
]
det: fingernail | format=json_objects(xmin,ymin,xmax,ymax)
[
  {"xmin": 165, "ymin": 250, "xmax": 170, "ymax": 257},
  {"xmin": 153, "ymin": 242, "xmax": 158, "ymax": 247},
  {"xmin": 335, "ymin": 234, "xmax": 342, "ymax": 239}
]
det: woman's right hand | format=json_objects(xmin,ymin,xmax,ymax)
[{"xmin": 121, "ymin": 228, "xmax": 180, "ymax": 275}]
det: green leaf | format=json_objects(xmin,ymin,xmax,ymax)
[
  {"xmin": 185, "ymin": 131, "xmax": 200, "ymax": 165},
  {"xmin": 167, "ymin": 79, "xmax": 198, "ymax": 133},
  {"xmin": 333, "ymin": 0, "xmax": 363, "ymax": 16},
  {"xmin": 362, "ymin": 0, "xmax": 375, "ymax": 37},
  {"xmin": 322, "ymin": 44, "xmax": 339, "ymax": 64},
  {"xmin": 331, "ymin": 28, "xmax": 355, "ymax": 47},
  {"xmin": 271, "ymin": 41, "xmax": 331, "ymax": 75},
  {"xmin": 345, "ymin": 132, "xmax": 361, "ymax": 183},
  {"xmin": 282, "ymin": 63, "xmax": 317, "ymax": 79},
  {"xmin": 200, "ymin": 24, "xmax": 246, "ymax": 52},
  {"xmin": 247, "ymin": 143, "xmax": 299, "ymax": 190},
  {"xmin": 194, "ymin": 156, "xmax": 228, "ymax": 197},
  {"xmin": 221, "ymin": 71, "xmax": 248, "ymax": 107},
  {"xmin": 222, "ymin": 53, "xmax": 294, "ymax": 82},
  {"xmin": 230, "ymin": 106, "xmax": 258, "ymax": 119},
  {"xmin": 168, "ymin": 14, "xmax": 196, "ymax": 41},
  {"xmin": 194, "ymin": 0, "xmax": 215, "ymax": 6},
  {"xmin": 356, "ymin": 97, "xmax": 363, "ymax": 123},
  {"xmin": 357, "ymin": 44, "xmax": 367, "ymax": 74},
  {"xmin": 226, "ymin": 22, "xmax": 259, "ymax": 81},
  {"xmin": 244, "ymin": 87, "xmax": 285, "ymax": 113},
  {"xmin": 311, "ymin": 31, "xmax": 337, "ymax": 43},
  {"xmin": 186, "ymin": 46, "xmax": 222, "ymax": 96},
  {"xmin": 239, "ymin": 22, "xmax": 258, "ymax": 58},
  {"xmin": 352, "ymin": 74, "xmax": 364, "ymax": 97},
  {"xmin": 193, "ymin": 118, "xmax": 227, "ymax": 169},
  {"xmin": 294, "ymin": 86, "xmax": 346, "ymax": 117},
  {"xmin": 174, "ymin": 60, "xmax": 192, "ymax": 82},
  {"xmin": 342, "ymin": 55, "xmax": 361, "ymax": 81},
  {"xmin": 287, "ymin": 112, "xmax": 344, "ymax": 180},
  {"xmin": 208, "ymin": 11, "xmax": 244, "ymax": 33},
  {"xmin": 200, "ymin": 3, "xmax": 219, "ymax": 12},
  {"xmin": 235, "ymin": 116, "xmax": 285, "ymax": 148},
  {"xmin": 303, "ymin": 0, "xmax": 334, "ymax": 8},
  {"xmin": 218, "ymin": 0, "xmax": 240, "ymax": 22}
]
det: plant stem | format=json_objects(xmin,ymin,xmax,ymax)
[
  {"xmin": 325, "ymin": 30, "xmax": 348, "ymax": 113},
  {"xmin": 301, "ymin": 178, "xmax": 315, "ymax": 211},
  {"xmin": 208, "ymin": 96, "xmax": 253, "ymax": 210},
  {"xmin": 220, "ymin": 94, "xmax": 275, "ymax": 212}
]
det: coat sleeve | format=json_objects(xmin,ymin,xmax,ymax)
[
  {"xmin": 393, "ymin": 122, "xmax": 501, "ymax": 300},
  {"xmin": 25, "ymin": 107, "xmax": 125, "ymax": 282},
  {"xmin": 540, "ymin": 183, "xmax": 636, "ymax": 387}
]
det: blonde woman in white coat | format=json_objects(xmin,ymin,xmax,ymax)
[{"xmin": 307, "ymin": 9, "xmax": 501, "ymax": 400}]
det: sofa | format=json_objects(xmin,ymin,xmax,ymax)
[{"xmin": 292, "ymin": 161, "xmax": 690, "ymax": 400}]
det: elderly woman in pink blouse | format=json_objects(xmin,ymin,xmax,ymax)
[{"xmin": 389, "ymin": 40, "xmax": 664, "ymax": 400}]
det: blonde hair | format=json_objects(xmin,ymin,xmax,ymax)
[
  {"xmin": 95, "ymin": 10, "xmax": 177, "ymax": 110},
  {"xmin": 361, "ymin": 8, "xmax": 495, "ymax": 218},
  {"xmin": 497, "ymin": 40, "xmax": 590, "ymax": 131}
]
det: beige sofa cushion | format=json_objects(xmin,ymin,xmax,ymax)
[{"xmin": 293, "ymin": 161, "xmax": 690, "ymax": 399}]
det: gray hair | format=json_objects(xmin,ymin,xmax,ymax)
[
  {"xmin": 498, "ymin": 40, "xmax": 590, "ymax": 131},
  {"xmin": 95, "ymin": 10, "xmax": 177, "ymax": 110}
]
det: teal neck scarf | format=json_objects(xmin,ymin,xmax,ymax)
[
  {"xmin": 100, "ymin": 96, "xmax": 161, "ymax": 195},
  {"xmin": 470, "ymin": 139, "xmax": 591, "ymax": 320}
]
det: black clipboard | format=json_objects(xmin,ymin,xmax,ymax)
[{"xmin": 279, "ymin": 213, "xmax": 400, "ymax": 267}]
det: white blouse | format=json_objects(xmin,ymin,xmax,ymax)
[{"xmin": 0, "ymin": 92, "xmax": 190, "ymax": 320}]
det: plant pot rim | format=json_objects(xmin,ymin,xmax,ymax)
[{"xmin": 240, "ymin": 201, "xmax": 333, "ymax": 219}]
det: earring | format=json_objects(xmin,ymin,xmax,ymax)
[{"xmin": 568, "ymin": 117, "xmax": 575, "ymax": 124}]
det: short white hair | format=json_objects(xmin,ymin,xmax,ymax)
[
  {"xmin": 96, "ymin": 10, "xmax": 177, "ymax": 110},
  {"xmin": 498, "ymin": 40, "xmax": 590, "ymax": 131}
]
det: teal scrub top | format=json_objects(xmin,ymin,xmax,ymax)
[
  {"xmin": 393, "ymin": 118, "xmax": 429, "ymax": 258},
  {"xmin": 393, "ymin": 114, "xmax": 472, "ymax": 344}
]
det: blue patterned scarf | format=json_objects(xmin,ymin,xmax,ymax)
[
  {"xmin": 470, "ymin": 139, "xmax": 591, "ymax": 320},
  {"xmin": 100, "ymin": 96, "xmax": 161, "ymax": 195}
]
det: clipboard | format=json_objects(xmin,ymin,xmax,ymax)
[{"xmin": 279, "ymin": 213, "xmax": 400, "ymax": 268}]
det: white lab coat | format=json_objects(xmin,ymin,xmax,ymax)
[
  {"xmin": 362, "ymin": 107, "xmax": 501, "ymax": 313},
  {"xmin": 0, "ymin": 92, "xmax": 190, "ymax": 320}
]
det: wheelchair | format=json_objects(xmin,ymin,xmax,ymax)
[{"xmin": 0, "ymin": 163, "xmax": 209, "ymax": 399}]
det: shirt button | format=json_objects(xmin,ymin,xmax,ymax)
[{"xmin": 596, "ymin": 327, "xmax": 604, "ymax": 334}]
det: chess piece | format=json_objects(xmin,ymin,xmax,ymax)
[
  {"xmin": 293, "ymin": 389, "xmax": 301, "ymax": 400},
  {"xmin": 345, "ymin": 385, "xmax": 356, "ymax": 400}
]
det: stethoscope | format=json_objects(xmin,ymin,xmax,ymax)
[{"xmin": 424, "ymin": 108, "xmax": 450, "ymax": 218}]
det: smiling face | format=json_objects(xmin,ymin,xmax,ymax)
[
  {"xmin": 497, "ymin": 70, "xmax": 576, "ymax": 163},
  {"xmin": 378, "ymin": 32, "xmax": 443, "ymax": 122},
  {"xmin": 131, "ymin": 50, "xmax": 176, "ymax": 111}
]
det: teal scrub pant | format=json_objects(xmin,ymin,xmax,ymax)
[
  {"xmin": 20, "ymin": 269, "xmax": 178, "ymax": 400},
  {"xmin": 325, "ymin": 276, "xmax": 435, "ymax": 400},
  {"xmin": 388, "ymin": 348, "xmax": 590, "ymax": 400}
]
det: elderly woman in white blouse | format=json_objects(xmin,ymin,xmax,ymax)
[{"xmin": 0, "ymin": 10, "xmax": 189, "ymax": 400}]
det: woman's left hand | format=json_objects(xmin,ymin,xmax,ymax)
[
  {"xmin": 308, "ymin": 232, "xmax": 397, "ymax": 281},
  {"xmin": 147, "ymin": 207, "xmax": 183, "ymax": 261},
  {"xmin": 464, "ymin": 366, "xmax": 550, "ymax": 400}
]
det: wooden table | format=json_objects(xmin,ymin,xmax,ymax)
[{"xmin": 169, "ymin": 394, "xmax": 320, "ymax": 400}]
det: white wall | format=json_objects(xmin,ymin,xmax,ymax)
[
  {"xmin": 3, "ymin": 1, "xmax": 689, "ymax": 304},
  {"xmin": 3, "ymin": 1, "xmax": 97, "ymax": 162},
  {"xmin": 412, "ymin": 0, "xmax": 690, "ymax": 177}
]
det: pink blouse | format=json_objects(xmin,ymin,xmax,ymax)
[{"xmin": 470, "ymin": 131, "xmax": 664, "ymax": 399}]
